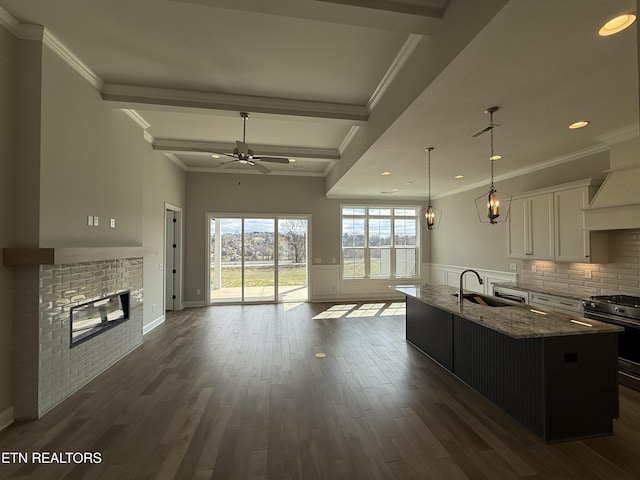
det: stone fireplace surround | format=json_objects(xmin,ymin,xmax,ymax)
[{"xmin": 4, "ymin": 247, "xmax": 144, "ymax": 420}]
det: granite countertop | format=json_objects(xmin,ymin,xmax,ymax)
[
  {"xmin": 393, "ymin": 284, "xmax": 623, "ymax": 339},
  {"xmin": 492, "ymin": 282, "xmax": 591, "ymax": 301}
]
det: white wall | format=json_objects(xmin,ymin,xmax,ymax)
[
  {"xmin": 143, "ymin": 153, "xmax": 186, "ymax": 328},
  {"xmin": 39, "ymin": 48, "xmax": 145, "ymax": 247},
  {"xmin": 0, "ymin": 24, "xmax": 18, "ymax": 427}
]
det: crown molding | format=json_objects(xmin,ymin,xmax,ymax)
[
  {"xmin": 0, "ymin": 7, "xmax": 21, "ymax": 36},
  {"xmin": 0, "ymin": 8, "xmax": 103, "ymax": 91},
  {"xmin": 122, "ymin": 109, "xmax": 151, "ymax": 130},
  {"xmin": 595, "ymin": 123, "xmax": 639, "ymax": 146},
  {"xmin": 432, "ymin": 143, "xmax": 610, "ymax": 200},
  {"xmin": 152, "ymin": 138, "xmax": 341, "ymax": 160},
  {"xmin": 101, "ymin": 83, "xmax": 369, "ymax": 122},
  {"xmin": 367, "ymin": 33, "xmax": 423, "ymax": 112},
  {"xmin": 164, "ymin": 153, "xmax": 188, "ymax": 171},
  {"xmin": 42, "ymin": 29, "xmax": 103, "ymax": 90},
  {"xmin": 339, "ymin": 125, "xmax": 360, "ymax": 154}
]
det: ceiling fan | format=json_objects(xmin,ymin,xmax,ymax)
[{"xmin": 204, "ymin": 112, "xmax": 291, "ymax": 174}]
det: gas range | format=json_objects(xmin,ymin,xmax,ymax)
[
  {"xmin": 582, "ymin": 294, "xmax": 640, "ymax": 391},
  {"xmin": 583, "ymin": 295, "xmax": 640, "ymax": 320}
]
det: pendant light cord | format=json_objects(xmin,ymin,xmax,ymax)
[{"xmin": 489, "ymin": 111, "xmax": 495, "ymax": 191}]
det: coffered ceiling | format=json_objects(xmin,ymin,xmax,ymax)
[{"xmin": 0, "ymin": 0, "xmax": 637, "ymax": 199}]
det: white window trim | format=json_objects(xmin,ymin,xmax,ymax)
[{"xmin": 340, "ymin": 205, "xmax": 421, "ymax": 280}]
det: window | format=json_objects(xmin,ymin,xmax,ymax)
[{"xmin": 341, "ymin": 206, "xmax": 420, "ymax": 279}]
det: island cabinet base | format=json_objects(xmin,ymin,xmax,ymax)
[{"xmin": 405, "ymin": 296, "xmax": 619, "ymax": 443}]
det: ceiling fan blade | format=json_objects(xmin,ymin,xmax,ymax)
[
  {"xmin": 249, "ymin": 161, "xmax": 271, "ymax": 174},
  {"xmin": 214, "ymin": 160, "xmax": 238, "ymax": 169},
  {"xmin": 254, "ymin": 156, "xmax": 290, "ymax": 164}
]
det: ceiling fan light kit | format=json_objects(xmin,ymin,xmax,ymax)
[{"xmin": 474, "ymin": 106, "xmax": 512, "ymax": 225}]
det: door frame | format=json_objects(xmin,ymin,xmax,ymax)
[
  {"xmin": 206, "ymin": 212, "xmax": 311, "ymax": 305},
  {"xmin": 164, "ymin": 203, "xmax": 183, "ymax": 311}
]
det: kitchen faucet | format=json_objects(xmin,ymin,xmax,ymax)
[{"xmin": 458, "ymin": 269, "xmax": 484, "ymax": 304}]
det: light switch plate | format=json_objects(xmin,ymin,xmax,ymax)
[
  {"xmin": 110, "ymin": 218, "xmax": 116, "ymax": 228},
  {"xmin": 87, "ymin": 215, "xmax": 93, "ymax": 226},
  {"xmin": 509, "ymin": 263, "xmax": 517, "ymax": 271},
  {"xmin": 585, "ymin": 270, "xmax": 592, "ymax": 279}
]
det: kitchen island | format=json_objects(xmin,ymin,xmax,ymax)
[{"xmin": 395, "ymin": 284, "xmax": 623, "ymax": 443}]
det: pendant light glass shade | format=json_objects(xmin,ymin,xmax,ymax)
[
  {"xmin": 474, "ymin": 107, "xmax": 511, "ymax": 224},
  {"xmin": 423, "ymin": 147, "xmax": 441, "ymax": 230}
]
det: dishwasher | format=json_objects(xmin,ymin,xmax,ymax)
[{"xmin": 492, "ymin": 285, "xmax": 529, "ymax": 304}]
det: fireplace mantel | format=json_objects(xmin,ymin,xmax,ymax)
[{"xmin": 2, "ymin": 246, "xmax": 146, "ymax": 266}]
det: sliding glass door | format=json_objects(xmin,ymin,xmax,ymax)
[
  {"xmin": 243, "ymin": 218, "xmax": 275, "ymax": 302},
  {"xmin": 209, "ymin": 215, "xmax": 308, "ymax": 304}
]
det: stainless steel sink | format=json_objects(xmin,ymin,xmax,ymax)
[{"xmin": 451, "ymin": 293, "xmax": 513, "ymax": 307}]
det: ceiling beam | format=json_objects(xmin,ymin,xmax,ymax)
[
  {"xmin": 152, "ymin": 138, "xmax": 342, "ymax": 161},
  {"xmin": 101, "ymin": 84, "xmax": 369, "ymax": 122},
  {"xmin": 314, "ymin": 0, "xmax": 445, "ymax": 18},
  {"xmin": 167, "ymin": 0, "xmax": 440, "ymax": 34}
]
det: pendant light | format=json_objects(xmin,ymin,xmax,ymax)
[
  {"xmin": 423, "ymin": 147, "xmax": 441, "ymax": 230},
  {"xmin": 474, "ymin": 107, "xmax": 512, "ymax": 224}
]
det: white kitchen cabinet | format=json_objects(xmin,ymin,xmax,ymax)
[
  {"xmin": 508, "ymin": 179, "xmax": 608, "ymax": 263},
  {"xmin": 554, "ymin": 186, "xmax": 608, "ymax": 263},
  {"xmin": 507, "ymin": 193, "xmax": 554, "ymax": 260}
]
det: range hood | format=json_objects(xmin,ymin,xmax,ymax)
[{"xmin": 585, "ymin": 138, "xmax": 640, "ymax": 231}]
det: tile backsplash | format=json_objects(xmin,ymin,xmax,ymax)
[{"xmin": 520, "ymin": 229, "xmax": 640, "ymax": 296}]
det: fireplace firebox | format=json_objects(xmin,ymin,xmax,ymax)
[{"xmin": 70, "ymin": 291, "xmax": 130, "ymax": 346}]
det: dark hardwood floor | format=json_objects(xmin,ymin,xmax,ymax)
[{"xmin": 2, "ymin": 301, "xmax": 640, "ymax": 479}]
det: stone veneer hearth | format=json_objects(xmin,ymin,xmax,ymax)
[{"xmin": 12, "ymin": 257, "xmax": 143, "ymax": 419}]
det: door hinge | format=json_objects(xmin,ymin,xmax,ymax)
[
  {"xmin": 173, "ymin": 244, "xmax": 177, "ymax": 248},
  {"xmin": 172, "ymin": 269, "xmax": 176, "ymax": 274},
  {"xmin": 172, "ymin": 295, "xmax": 176, "ymax": 300},
  {"xmin": 173, "ymin": 218, "xmax": 177, "ymax": 223}
]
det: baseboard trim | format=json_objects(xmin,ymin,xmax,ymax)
[
  {"xmin": 0, "ymin": 406, "xmax": 14, "ymax": 431},
  {"xmin": 184, "ymin": 301, "xmax": 207, "ymax": 308},
  {"xmin": 143, "ymin": 314, "xmax": 165, "ymax": 335}
]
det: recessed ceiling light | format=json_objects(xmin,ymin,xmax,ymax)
[
  {"xmin": 454, "ymin": 175, "xmax": 465, "ymax": 179},
  {"xmin": 405, "ymin": 182, "xmax": 413, "ymax": 185},
  {"xmin": 211, "ymin": 154, "xmax": 220, "ymax": 159},
  {"xmin": 599, "ymin": 13, "xmax": 636, "ymax": 36},
  {"xmin": 569, "ymin": 120, "xmax": 590, "ymax": 129},
  {"xmin": 391, "ymin": 188, "xmax": 399, "ymax": 192},
  {"xmin": 490, "ymin": 155, "xmax": 502, "ymax": 161},
  {"xmin": 381, "ymin": 171, "xmax": 391, "ymax": 176}
]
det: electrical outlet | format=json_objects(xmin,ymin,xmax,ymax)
[
  {"xmin": 196, "ymin": 289, "xmax": 201, "ymax": 295},
  {"xmin": 152, "ymin": 304, "xmax": 156, "ymax": 312},
  {"xmin": 585, "ymin": 270, "xmax": 592, "ymax": 279},
  {"xmin": 110, "ymin": 218, "xmax": 116, "ymax": 228},
  {"xmin": 509, "ymin": 263, "xmax": 517, "ymax": 271},
  {"xmin": 93, "ymin": 216, "xmax": 99, "ymax": 226},
  {"xmin": 531, "ymin": 264, "xmax": 537, "ymax": 272}
]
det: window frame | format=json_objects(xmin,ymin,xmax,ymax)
[{"xmin": 340, "ymin": 205, "xmax": 421, "ymax": 280}]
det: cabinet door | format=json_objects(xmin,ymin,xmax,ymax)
[
  {"xmin": 528, "ymin": 193, "xmax": 554, "ymax": 260},
  {"xmin": 508, "ymin": 197, "xmax": 528, "ymax": 258},
  {"xmin": 554, "ymin": 187, "xmax": 589, "ymax": 262}
]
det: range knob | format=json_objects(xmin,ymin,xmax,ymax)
[{"xmin": 615, "ymin": 307, "xmax": 625, "ymax": 314}]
